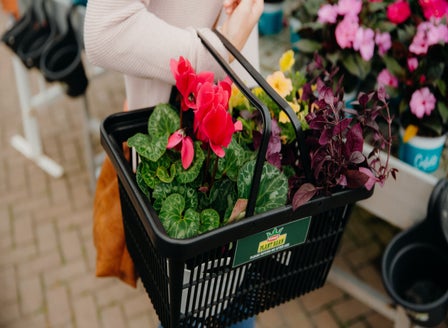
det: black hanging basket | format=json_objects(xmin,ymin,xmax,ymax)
[{"xmin": 100, "ymin": 30, "xmax": 373, "ymax": 328}]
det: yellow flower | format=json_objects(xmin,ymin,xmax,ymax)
[
  {"xmin": 279, "ymin": 102, "xmax": 301, "ymax": 123},
  {"xmin": 266, "ymin": 71, "xmax": 293, "ymax": 98},
  {"xmin": 252, "ymin": 86, "xmax": 264, "ymax": 98},
  {"xmin": 403, "ymin": 124, "xmax": 418, "ymax": 143},
  {"xmin": 229, "ymin": 84, "xmax": 248, "ymax": 110},
  {"xmin": 279, "ymin": 50, "xmax": 295, "ymax": 72}
]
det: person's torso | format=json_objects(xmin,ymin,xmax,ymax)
[{"xmin": 146, "ymin": 0, "xmax": 222, "ymax": 28}]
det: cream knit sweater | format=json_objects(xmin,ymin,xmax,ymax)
[{"xmin": 84, "ymin": 0, "xmax": 259, "ymax": 110}]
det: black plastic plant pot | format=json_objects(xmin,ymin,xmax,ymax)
[
  {"xmin": 382, "ymin": 226, "xmax": 448, "ymax": 327},
  {"xmin": 40, "ymin": 40, "xmax": 88, "ymax": 97}
]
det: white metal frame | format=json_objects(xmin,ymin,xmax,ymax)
[{"xmin": 10, "ymin": 0, "xmax": 103, "ymax": 191}]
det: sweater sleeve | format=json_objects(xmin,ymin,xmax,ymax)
[{"xmin": 83, "ymin": 0, "xmax": 229, "ymax": 84}]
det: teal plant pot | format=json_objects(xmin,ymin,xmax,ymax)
[
  {"xmin": 258, "ymin": 3, "xmax": 284, "ymax": 36},
  {"xmin": 398, "ymin": 130, "xmax": 446, "ymax": 173}
]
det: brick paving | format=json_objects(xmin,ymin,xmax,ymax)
[{"xmin": 1, "ymin": 7, "xmax": 447, "ymax": 328}]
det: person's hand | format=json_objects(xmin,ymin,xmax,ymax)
[{"xmin": 221, "ymin": 0, "xmax": 263, "ymax": 52}]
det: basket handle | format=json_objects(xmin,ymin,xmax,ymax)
[{"xmin": 197, "ymin": 30, "xmax": 312, "ymax": 216}]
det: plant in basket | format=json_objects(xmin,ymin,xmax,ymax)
[
  {"xmin": 127, "ymin": 49, "xmax": 396, "ymax": 240},
  {"xmin": 234, "ymin": 50, "xmax": 397, "ymax": 207}
]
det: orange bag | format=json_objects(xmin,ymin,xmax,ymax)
[{"xmin": 93, "ymin": 148, "xmax": 137, "ymax": 288}]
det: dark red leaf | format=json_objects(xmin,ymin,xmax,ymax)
[
  {"xmin": 345, "ymin": 169, "xmax": 369, "ymax": 189},
  {"xmin": 292, "ymin": 183, "xmax": 318, "ymax": 210}
]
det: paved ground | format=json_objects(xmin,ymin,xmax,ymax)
[{"xmin": 1, "ymin": 6, "xmax": 447, "ymax": 328}]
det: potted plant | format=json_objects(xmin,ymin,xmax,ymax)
[
  {"xmin": 100, "ymin": 31, "xmax": 396, "ymax": 327},
  {"xmin": 292, "ymin": 0, "xmax": 448, "ymax": 173},
  {"xmin": 372, "ymin": 0, "xmax": 448, "ymax": 173},
  {"xmin": 290, "ymin": 0, "xmax": 388, "ymax": 97}
]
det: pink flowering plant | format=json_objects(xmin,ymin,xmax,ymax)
[
  {"xmin": 127, "ymin": 53, "xmax": 395, "ymax": 239},
  {"xmin": 373, "ymin": 0, "xmax": 448, "ymax": 140},
  {"xmin": 292, "ymin": 0, "xmax": 448, "ymax": 139}
]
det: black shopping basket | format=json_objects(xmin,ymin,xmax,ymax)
[{"xmin": 100, "ymin": 30, "xmax": 373, "ymax": 328}]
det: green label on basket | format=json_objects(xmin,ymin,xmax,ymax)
[{"xmin": 232, "ymin": 216, "xmax": 311, "ymax": 267}]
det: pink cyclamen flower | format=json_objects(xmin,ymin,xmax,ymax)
[
  {"xmin": 167, "ymin": 130, "xmax": 195, "ymax": 169},
  {"xmin": 338, "ymin": 0, "xmax": 363, "ymax": 16},
  {"xmin": 407, "ymin": 57, "xmax": 418, "ymax": 72},
  {"xmin": 386, "ymin": 0, "xmax": 411, "ymax": 24},
  {"xmin": 375, "ymin": 31, "xmax": 392, "ymax": 55},
  {"xmin": 170, "ymin": 57, "xmax": 214, "ymax": 110},
  {"xmin": 409, "ymin": 87, "xmax": 437, "ymax": 118},
  {"xmin": 335, "ymin": 15, "xmax": 359, "ymax": 48},
  {"xmin": 194, "ymin": 81, "xmax": 231, "ymax": 141},
  {"xmin": 377, "ymin": 69, "xmax": 399, "ymax": 88},
  {"xmin": 419, "ymin": 0, "xmax": 448, "ymax": 19},
  {"xmin": 201, "ymin": 104, "xmax": 237, "ymax": 158},
  {"xmin": 353, "ymin": 27, "xmax": 375, "ymax": 60},
  {"xmin": 317, "ymin": 4, "xmax": 339, "ymax": 23}
]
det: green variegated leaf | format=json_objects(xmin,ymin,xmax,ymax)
[
  {"xmin": 217, "ymin": 138, "xmax": 251, "ymax": 181},
  {"xmin": 152, "ymin": 183, "xmax": 198, "ymax": 211},
  {"xmin": 136, "ymin": 168, "xmax": 150, "ymax": 198},
  {"xmin": 156, "ymin": 164, "xmax": 176, "ymax": 183},
  {"xmin": 237, "ymin": 160, "xmax": 256, "ymax": 199},
  {"xmin": 128, "ymin": 132, "xmax": 168, "ymax": 162},
  {"xmin": 159, "ymin": 194, "xmax": 200, "ymax": 239},
  {"xmin": 238, "ymin": 160, "xmax": 288, "ymax": 214},
  {"xmin": 208, "ymin": 179, "xmax": 237, "ymax": 219},
  {"xmin": 148, "ymin": 104, "xmax": 180, "ymax": 137},
  {"xmin": 199, "ymin": 209, "xmax": 220, "ymax": 234},
  {"xmin": 137, "ymin": 159, "xmax": 158, "ymax": 189},
  {"xmin": 176, "ymin": 142, "xmax": 205, "ymax": 184}
]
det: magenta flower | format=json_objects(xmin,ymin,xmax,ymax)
[
  {"xmin": 419, "ymin": 0, "xmax": 448, "ymax": 19},
  {"xmin": 386, "ymin": 0, "xmax": 411, "ymax": 24},
  {"xmin": 377, "ymin": 69, "xmax": 398, "ymax": 88},
  {"xmin": 201, "ymin": 104, "xmax": 236, "ymax": 158},
  {"xmin": 317, "ymin": 4, "xmax": 339, "ymax": 23},
  {"xmin": 409, "ymin": 87, "xmax": 437, "ymax": 118},
  {"xmin": 170, "ymin": 57, "xmax": 214, "ymax": 110},
  {"xmin": 335, "ymin": 15, "xmax": 359, "ymax": 48},
  {"xmin": 338, "ymin": 0, "xmax": 362, "ymax": 16},
  {"xmin": 375, "ymin": 31, "xmax": 392, "ymax": 56},
  {"xmin": 194, "ymin": 81, "xmax": 230, "ymax": 141},
  {"xmin": 167, "ymin": 130, "xmax": 195, "ymax": 169},
  {"xmin": 353, "ymin": 27, "xmax": 375, "ymax": 60}
]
